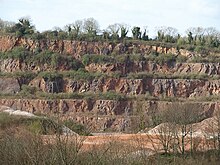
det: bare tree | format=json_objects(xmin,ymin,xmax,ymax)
[
  {"xmin": 71, "ymin": 20, "xmax": 83, "ymax": 35},
  {"xmin": 155, "ymin": 26, "xmax": 178, "ymax": 42},
  {"xmin": 151, "ymin": 103, "xmax": 203, "ymax": 155},
  {"xmin": 0, "ymin": 18, "xmax": 15, "ymax": 32},
  {"xmin": 167, "ymin": 103, "xmax": 202, "ymax": 155},
  {"xmin": 186, "ymin": 27, "xmax": 205, "ymax": 37},
  {"xmin": 107, "ymin": 23, "xmax": 120, "ymax": 40},
  {"xmin": 148, "ymin": 122, "xmax": 176, "ymax": 154},
  {"xmin": 83, "ymin": 17, "xmax": 100, "ymax": 35},
  {"xmin": 205, "ymin": 108, "xmax": 220, "ymax": 151}
]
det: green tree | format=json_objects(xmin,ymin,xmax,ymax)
[
  {"xmin": 120, "ymin": 24, "xmax": 129, "ymax": 39},
  {"xmin": 9, "ymin": 17, "xmax": 35, "ymax": 37},
  {"xmin": 142, "ymin": 27, "xmax": 149, "ymax": 41},
  {"xmin": 187, "ymin": 31, "xmax": 193, "ymax": 44}
]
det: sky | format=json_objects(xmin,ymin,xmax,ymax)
[{"xmin": 1, "ymin": 0, "xmax": 220, "ymax": 36}]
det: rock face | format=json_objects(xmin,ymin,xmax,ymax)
[
  {"xmin": 28, "ymin": 77, "xmax": 220, "ymax": 98},
  {"xmin": 1, "ymin": 35, "xmax": 220, "ymax": 132},
  {"xmin": 0, "ymin": 36, "xmax": 197, "ymax": 59},
  {"xmin": 85, "ymin": 62, "xmax": 220, "ymax": 76},
  {"xmin": 0, "ymin": 78, "xmax": 20, "ymax": 94},
  {"xmin": 0, "ymin": 99, "xmax": 217, "ymax": 132}
]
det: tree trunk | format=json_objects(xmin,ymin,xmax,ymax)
[{"xmin": 190, "ymin": 125, "xmax": 193, "ymax": 155}]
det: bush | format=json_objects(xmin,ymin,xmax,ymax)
[
  {"xmin": 62, "ymin": 70, "xmax": 105, "ymax": 81},
  {"xmin": 0, "ymin": 48, "xmax": 83, "ymax": 70},
  {"xmin": 98, "ymin": 91, "xmax": 126, "ymax": 101},
  {"xmin": 63, "ymin": 120, "xmax": 91, "ymax": 136},
  {"xmin": 19, "ymin": 85, "xmax": 38, "ymax": 98},
  {"xmin": 0, "ymin": 47, "xmax": 30, "ymax": 61},
  {"xmin": 146, "ymin": 53, "xmax": 177, "ymax": 65},
  {"xmin": 0, "ymin": 113, "xmax": 62, "ymax": 135},
  {"xmin": 38, "ymin": 71, "xmax": 63, "ymax": 81},
  {"xmin": 176, "ymin": 55, "xmax": 188, "ymax": 63},
  {"xmin": 156, "ymin": 53, "xmax": 176, "ymax": 65}
]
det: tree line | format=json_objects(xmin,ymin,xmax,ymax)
[{"xmin": 0, "ymin": 17, "xmax": 220, "ymax": 48}]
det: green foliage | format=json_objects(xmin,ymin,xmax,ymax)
[
  {"xmin": 7, "ymin": 18, "xmax": 35, "ymax": 37},
  {"xmin": 156, "ymin": 53, "xmax": 176, "ymax": 65},
  {"xmin": 33, "ymin": 51, "xmax": 83, "ymax": 70},
  {"xmin": 0, "ymin": 47, "xmax": 30, "ymax": 61},
  {"xmin": 146, "ymin": 53, "xmax": 176, "ymax": 65},
  {"xmin": 0, "ymin": 121, "xmax": 219, "ymax": 165},
  {"xmin": 63, "ymin": 120, "xmax": 91, "ymax": 136},
  {"xmin": 0, "ymin": 112, "xmax": 62, "ymax": 135},
  {"xmin": 1, "ymin": 17, "xmax": 220, "ymax": 51},
  {"xmin": 38, "ymin": 71, "xmax": 63, "ymax": 81},
  {"xmin": 187, "ymin": 31, "xmax": 193, "ymax": 44},
  {"xmin": 132, "ymin": 26, "xmax": 141, "ymax": 40},
  {"xmin": 98, "ymin": 91, "xmax": 126, "ymax": 101},
  {"xmin": 0, "ymin": 48, "xmax": 83, "ymax": 70},
  {"xmin": 32, "ymin": 50, "xmax": 53, "ymax": 65},
  {"xmin": 0, "ymin": 72, "xmax": 37, "ymax": 81},
  {"xmin": 191, "ymin": 54, "xmax": 220, "ymax": 63},
  {"xmin": 194, "ymin": 46, "xmax": 209, "ymax": 54},
  {"xmin": 177, "ymin": 37, "xmax": 186, "ymax": 47},
  {"xmin": 19, "ymin": 85, "xmax": 38, "ymax": 98},
  {"xmin": 176, "ymin": 55, "xmax": 188, "ymax": 62},
  {"xmin": 118, "ymin": 54, "xmax": 145, "ymax": 62},
  {"xmin": 62, "ymin": 70, "xmax": 105, "ymax": 81}
]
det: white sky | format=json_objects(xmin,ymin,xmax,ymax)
[{"xmin": 1, "ymin": 0, "xmax": 220, "ymax": 36}]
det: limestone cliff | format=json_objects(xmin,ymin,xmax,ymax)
[
  {"xmin": 0, "ymin": 35, "xmax": 220, "ymax": 132},
  {"xmin": 0, "ymin": 98, "xmax": 217, "ymax": 131},
  {"xmin": 28, "ymin": 77, "xmax": 220, "ymax": 98}
]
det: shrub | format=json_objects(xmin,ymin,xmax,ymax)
[
  {"xmin": 98, "ymin": 91, "xmax": 126, "ymax": 101},
  {"xmin": 36, "ymin": 92, "xmax": 83, "ymax": 99},
  {"xmin": 156, "ymin": 53, "xmax": 176, "ymax": 65},
  {"xmin": 19, "ymin": 85, "xmax": 38, "ymax": 98},
  {"xmin": 0, "ymin": 48, "xmax": 83, "ymax": 70},
  {"xmin": 0, "ymin": 47, "xmax": 30, "ymax": 61},
  {"xmin": 0, "ymin": 113, "xmax": 62, "ymax": 135},
  {"xmin": 146, "ymin": 53, "xmax": 177, "ymax": 65},
  {"xmin": 62, "ymin": 70, "xmax": 105, "ymax": 81},
  {"xmin": 176, "ymin": 55, "xmax": 188, "ymax": 63},
  {"xmin": 114, "ymin": 54, "xmax": 145, "ymax": 63},
  {"xmin": 63, "ymin": 120, "xmax": 91, "ymax": 136},
  {"xmin": 38, "ymin": 71, "xmax": 63, "ymax": 81}
]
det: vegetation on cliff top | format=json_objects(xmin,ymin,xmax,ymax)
[{"xmin": 1, "ymin": 17, "xmax": 220, "ymax": 53}]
